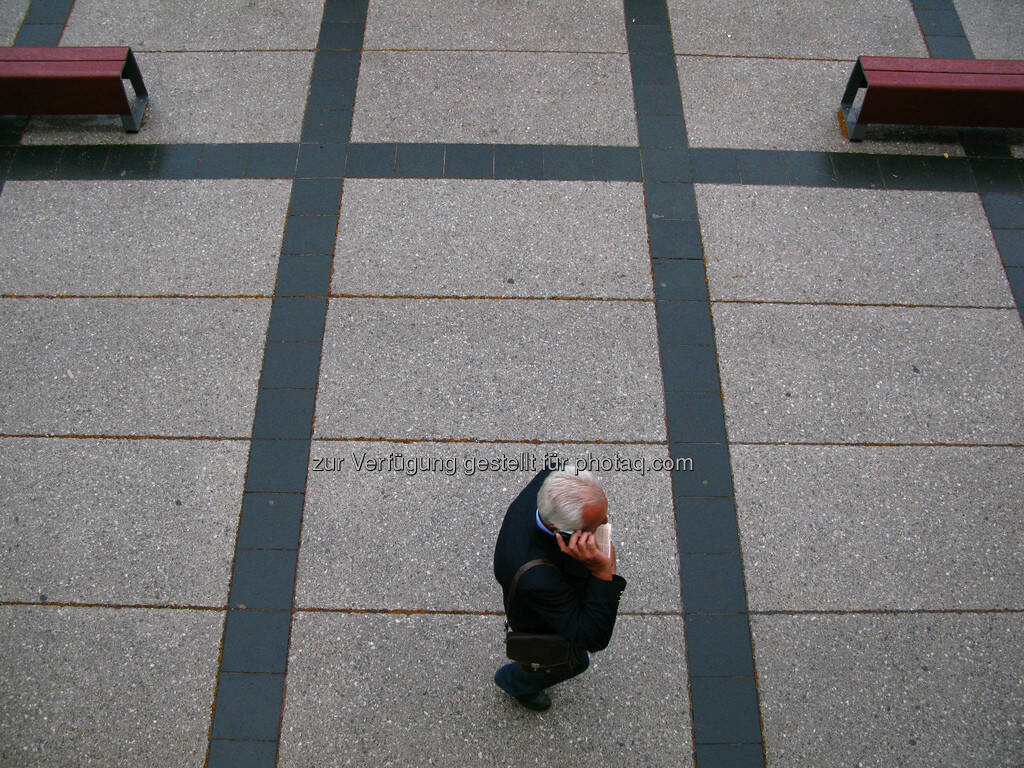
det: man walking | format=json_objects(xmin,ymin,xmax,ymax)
[{"xmin": 493, "ymin": 463, "xmax": 627, "ymax": 711}]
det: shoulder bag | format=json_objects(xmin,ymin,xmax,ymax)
[{"xmin": 504, "ymin": 558, "xmax": 577, "ymax": 673}]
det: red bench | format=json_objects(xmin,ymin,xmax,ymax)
[
  {"xmin": 0, "ymin": 46, "xmax": 148, "ymax": 132},
  {"xmin": 838, "ymin": 56, "xmax": 1024, "ymax": 141}
]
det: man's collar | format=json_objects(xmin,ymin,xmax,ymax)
[{"xmin": 535, "ymin": 508, "xmax": 556, "ymax": 537}]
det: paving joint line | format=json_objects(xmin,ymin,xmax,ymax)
[
  {"xmin": 711, "ymin": 299, "xmax": 1018, "ymax": 310},
  {"xmin": 1, "ymin": 600, "xmax": 226, "ymax": 610},
  {"xmin": 364, "ymin": 47, "xmax": 630, "ymax": 55},
  {"xmin": 749, "ymin": 608, "xmax": 1024, "ymax": 615},
  {"xmin": 310, "ymin": 436, "xmax": 671, "ymax": 444},
  {"xmin": 0, "ymin": 294, "xmax": 656, "ymax": 303},
  {"xmin": 0, "ymin": 294, "xmax": 273, "ymax": 299},
  {"xmin": 730, "ymin": 441, "xmax": 1024, "ymax": 448},
  {"xmin": 0, "ymin": 433, "xmax": 251, "ymax": 440},
  {"xmin": 328, "ymin": 293, "xmax": 655, "ymax": 301},
  {"xmin": 295, "ymin": 607, "xmax": 684, "ymax": 616}
]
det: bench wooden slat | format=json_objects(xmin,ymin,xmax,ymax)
[
  {"xmin": 867, "ymin": 70, "xmax": 1024, "ymax": 93},
  {"xmin": 0, "ymin": 60, "xmax": 126, "ymax": 78},
  {"xmin": 0, "ymin": 46, "xmax": 130, "ymax": 63},
  {"xmin": 860, "ymin": 56, "xmax": 1024, "ymax": 77}
]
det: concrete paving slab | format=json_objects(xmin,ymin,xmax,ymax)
[
  {"xmin": 298, "ymin": 442, "xmax": 679, "ymax": 612},
  {"xmin": 752, "ymin": 613, "xmax": 1024, "ymax": 767},
  {"xmin": 314, "ymin": 298, "xmax": 665, "ymax": 441},
  {"xmin": 0, "ymin": 438, "xmax": 245, "ymax": 605},
  {"xmin": 677, "ymin": 57, "xmax": 963, "ymax": 155},
  {"xmin": 63, "ymin": 0, "xmax": 321, "ymax": 49},
  {"xmin": 733, "ymin": 445, "xmax": 1024, "ymax": 611},
  {"xmin": 21, "ymin": 52, "xmax": 312, "ymax": 145},
  {"xmin": 697, "ymin": 185, "xmax": 1013, "ymax": 305},
  {"xmin": 0, "ymin": 298, "xmax": 269, "ymax": 436},
  {"xmin": 668, "ymin": 0, "xmax": 927, "ymax": 58},
  {"xmin": 0, "ymin": 180, "xmax": 288, "ymax": 296},
  {"xmin": 279, "ymin": 613, "xmax": 691, "ymax": 767},
  {"xmin": 332, "ymin": 179, "xmax": 651, "ymax": 298},
  {"xmin": 364, "ymin": 0, "xmax": 627, "ymax": 52},
  {"xmin": 954, "ymin": 0, "xmax": 1024, "ymax": 59},
  {"xmin": 351, "ymin": 51, "xmax": 637, "ymax": 145},
  {"xmin": 0, "ymin": 0, "xmax": 30, "ymax": 45},
  {"xmin": 0, "ymin": 605, "xmax": 222, "ymax": 768},
  {"xmin": 712, "ymin": 304, "xmax": 1024, "ymax": 443}
]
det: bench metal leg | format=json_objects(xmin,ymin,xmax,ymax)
[
  {"xmin": 120, "ymin": 48, "xmax": 148, "ymax": 132},
  {"xmin": 838, "ymin": 58, "xmax": 867, "ymax": 141}
]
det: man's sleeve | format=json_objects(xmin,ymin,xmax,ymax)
[{"xmin": 520, "ymin": 575, "xmax": 627, "ymax": 652}]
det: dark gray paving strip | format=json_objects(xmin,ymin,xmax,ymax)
[
  {"xmin": 7, "ymin": 139, "xmax": 1022, "ymax": 194},
  {"xmin": 625, "ymin": 2, "xmax": 765, "ymax": 765},
  {"xmin": 205, "ymin": 2, "xmax": 367, "ymax": 765},
  {"xmin": 910, "ymin": 0, "xmax": 974, "ymax": 60},
  {"xmin": 13, "ymin": 0, "xmax": 69, "ymax": 46}
]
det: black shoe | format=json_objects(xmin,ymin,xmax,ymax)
[
  {"xmin": 494, "ymin": 671, "xmax": 551, "ymax": 711},
  {"xmin": 514, "ymin": 690, "xmax": 551, "ymax": 711}
]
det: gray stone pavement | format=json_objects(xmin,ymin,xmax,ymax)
[{"xmin": 1, "ymin": 1, "xmax": 1023, "ymax": 768}]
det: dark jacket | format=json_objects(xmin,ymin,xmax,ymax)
[{"xmin": 493, "ymin": 468, "xmax": 627, "ymax": 652}]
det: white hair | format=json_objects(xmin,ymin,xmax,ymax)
[{"xmin": 537, "ymin": 464, "xmax": 606, "ymax": 532}]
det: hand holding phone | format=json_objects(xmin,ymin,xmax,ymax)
[{"xmin": 555, "ymin": 527, "xmax": 615, "ymax": 580}]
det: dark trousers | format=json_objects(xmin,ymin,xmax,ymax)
[{"xmin": 495, "ymin": 647, "xmax": 590, "ymax": 698}]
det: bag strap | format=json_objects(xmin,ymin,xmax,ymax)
[{"xmin": 505, "ymin": 558, "xmax": 555, "ymax": 616}]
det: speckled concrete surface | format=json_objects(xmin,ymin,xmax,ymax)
[
  {"xmin": 279, "ymin": 613, "xmax": 692, "ymax": 768},
  {"xmin": 0, "ymin": 438, "xmax": 246, "ymax": 605},
  {"xmin": 697, "ymin": 185, "xmax": 1013, "ymax": 305},
  {"xmin": 0, "ymin": 299, "xmax": 268, "ymax": 436},
  {"xmin": 62, "ymin": 0, "xmax": 323, "ymax": 49},
  {"xmin": 0, "ymin": 180, "xmax": 289, "ymax": 295},
  {"xmin": 351, "ymin": 51, "xmax": 637, "ymax": 144},
  {"xmin": 332, "ymin": 180, "xmax": 651, "ymax": 298},
  {"xmin": 713, "ymin": 304, "xmax": 1024, "ymax": 444},
  {"xmin": 0, "ymin": 606, "xmax": 222, "ymax": 768},
  {"xmin": 733, "ymin": 445, "xmax": 1024, "ymax": 610},
  {"xmin": 752, "ymin": 613, "xmax": 1024, "ymax": 767},
  {"xmin": 298, "ymin": 442, "xmax": 679, "ymax": 611},
  {"xmin": 364, "ymin": 0, "xmax": 627, "ymax": 52},
  {"xmin": 315, "ymin": 298, "xmax": 665, "ymax": 441},
  {"xmin": 21, "ymin": 52, "xmax": 312, "ymax": 145},
  {"xmin": 668, "ymin": 0, "xmax": 927, "ymax": 58}
]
